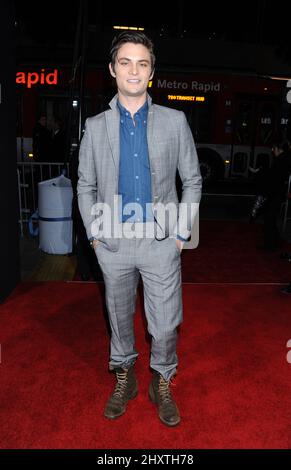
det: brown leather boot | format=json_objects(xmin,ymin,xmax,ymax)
[
  {"xmin": 104, "ymin": 365, "xmax": 138, "ymax": 419},
  {"xmin": 149, "ymin": 371, "xmax": 180, "ymax": 426}
]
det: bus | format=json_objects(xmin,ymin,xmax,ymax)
[
  {"xmin": 16, "ymin": 66, "xmax": 290, "ymax": 183},
  {"xmin": 150, "ymin": 71, "xmax": 290, "ymax": 183}
]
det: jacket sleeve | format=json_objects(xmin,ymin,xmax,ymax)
[
  {"xmin": 77, "ymin": 119, "xmax": 98, "ymax": 239},
  {"xmin": 173, "ymin": 112, "xmax": 202, "ymax": 241}
]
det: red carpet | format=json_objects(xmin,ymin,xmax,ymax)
[
  {"xmin": 74, "ymin": 220, "xmax": 291, "ymax": 283},
  {"xmin": 183, "ymin": 220, "xmax": 291, "ymax": 283},
  {"xmin": 1, "ymin": 281, "xmax": 291, "ymax": 448}
]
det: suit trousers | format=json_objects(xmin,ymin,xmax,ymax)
[{"xmin": 94, "ymin": 228, "xmax": 183, "ymax": 381}]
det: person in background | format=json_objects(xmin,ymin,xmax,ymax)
[
  {"xmin": 51, "ymin": 116, "xmax": 66, "ymax": 163},
  {"xmin": 249, "ymin": 159, "xmax": 270, "ymax": 223},
  {"xmin": 262, "ymin": 136, "xmax": 291, "ymax": 251},
  {"xmin": 32, "ymin": 114, "xmax": 52, "ymax": 162},
  {"xmin": 280, "ymin": 139, "xmax": 291, "ymax": 294}
]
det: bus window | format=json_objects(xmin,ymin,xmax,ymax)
[
  {"xmin": 157, "ymin": 94, "xmax": 214, "ymax": 143},
  {"xmin": 280, "ymin": 101, "xmax": 290, "ymax": 137}
]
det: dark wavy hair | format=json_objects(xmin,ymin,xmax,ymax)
[{"xmin": 110, "ymin": 31, "xmax": 155, "ymax": 73}]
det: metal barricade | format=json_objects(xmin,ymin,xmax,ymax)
[{"xmin": 17, "ymin": 162, "xmax": 70, "ymax": 235}]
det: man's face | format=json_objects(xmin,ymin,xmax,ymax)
[
  {"xmin": 109, "ymin": 42, "xmax": 154, "ymax": 98},
  {"xmin": 39, "ymin": 116, "xmax": 47, "ymax": 127},
  {"xmin": 272, "ymin": 146, "xmax": 281, "ymax": 157}
]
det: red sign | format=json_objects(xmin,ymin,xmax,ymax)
[{"xmin": 16, "ymin": 69, "xmax": 58, "ymax": 88}]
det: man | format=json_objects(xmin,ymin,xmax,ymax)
[
  {"xmin": 77, "ymin": 31, "xmax": 202, "ymax": 427},
  {"xmin": 262, "ymin": 137, "xmax": 291, "ymax": 251}
]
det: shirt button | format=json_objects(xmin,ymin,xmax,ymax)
[
  {"xmin": 126, "ymin": 113, "xmax": 129, "ymax": 116},
  {"xmin": 136, "ymin": 218, "xmax": 140, "ymax": 222},
  {"xmin": 134, "ymin": 153, "xmax": 138, "ymax": 157},
  {"xmin": 136, "ymin": 175, "xmax": 139, "ymax": 179},
  {"xmin": 121, "ymin": 119, "xmax": 124, "ymax": 123},
  {"xmin": 130, "ymin": 132, "xmax": 134, "ymax": 136},
  {"xmin": 144, "ymin": 120, "xmax": 146, "ymax": 124},
  {"xmin": 136, "ymin": 197, "xmax": 140, "ymax": 201}
]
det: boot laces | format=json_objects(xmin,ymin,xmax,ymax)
[
  {"xmin": 158, "ymin": 376, "xmax": 173, "ymax": 404},
  {"xmin": 113, "ymin": 370, "xmax": 128, "ymax": 398}
]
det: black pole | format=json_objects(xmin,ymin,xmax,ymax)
[
  {"xmin": 65, "ymin": 0, "xmax": 83, "ymax": 163},
  {"xmin": 68, "ymin": 0, "xmax": 88, "ymax": 258},
  {"xmin": 78, "ymin": 0, "xmax": 88, "ymax": 142},
  {"xmin": 0, "ymin": 0, "xmax": 20, "ymax": 301}
]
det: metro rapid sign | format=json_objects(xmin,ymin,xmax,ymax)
[{"xmin": 16, "ymin": 69, "xmax": 58, "ymax": 88}]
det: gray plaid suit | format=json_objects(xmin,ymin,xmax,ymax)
[{"xmin": 77, "ymin": 93, "xmax": 202, "ymax": 380}]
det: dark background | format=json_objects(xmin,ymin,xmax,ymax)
[
  {"xmin": 14, "ymin": 0, "xmax": 291, "ymax": 58},
  {"xmin": 14, "ymin": 1, "xmax": 291, "ymax": 80}
]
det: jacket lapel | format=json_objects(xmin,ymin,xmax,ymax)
[
  {"xmin": 105, "ymin": 95, "xmax": 120, "ymax": 171},
  {"xmin": 147, "ymin": 104, "xmax": 155, "ymax": 164}
]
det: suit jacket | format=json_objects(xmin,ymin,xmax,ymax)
[{"xmin": 77, "ymin": 93, "xmax": 202, "ymax": 252}]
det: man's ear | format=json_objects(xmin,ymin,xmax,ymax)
[
  {"xmin": 109, "ymin": 63, "xmax": 116, "ymax": 78},
  {"xmin": 149, "ymin": 68, "xmax": 155, "ymax": 80}
]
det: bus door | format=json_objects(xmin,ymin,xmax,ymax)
[
  {"xmin": 253, "ymin": 100, "xmax": 278, "ymax": 171},
  {"xmin": 231, "ymin": 98, "xmax": 256, "ymax": 178},
  {"xmin": 231, "ymin": 96, "xmax": 278, "ymax": 178}
]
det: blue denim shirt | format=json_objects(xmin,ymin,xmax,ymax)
[{"xmin": 118, "ymin": 100, "xmax": 153, "ymax": 222}]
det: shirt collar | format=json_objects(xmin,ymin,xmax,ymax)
[
  {"xmin": 110, "ymin": 92, "xmax": 152, "ymax": 110},
  {"xmin": 117, "ymin": 99, "xmax": 148, "ymax": 119}
]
